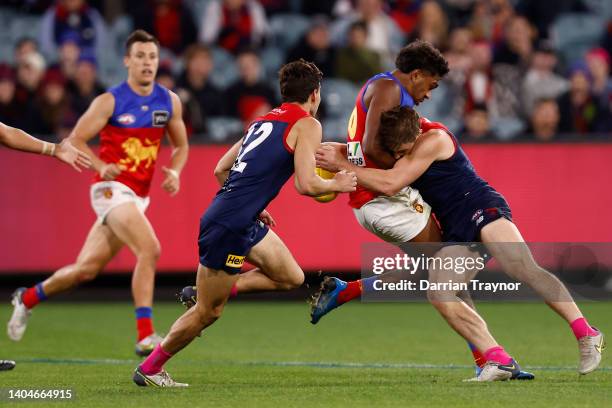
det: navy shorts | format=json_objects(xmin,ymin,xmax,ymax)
[
  {"xmin": 441, "ymin": 194, "xmax": 512, "ymax": 243},
  {"xmin": 198, "ymin": 217, "xmax": 269, "ymax": 274}
]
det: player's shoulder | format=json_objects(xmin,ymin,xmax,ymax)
[
  {"xmin": 293, "ymin": 115, "xmax": 321, "ymax": 133},
  {"xmin": 89, "ymin": 92, "xmax": 115, "ymax": 115}
]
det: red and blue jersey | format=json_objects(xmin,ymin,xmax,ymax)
[
  {"xmin": 94, "ymin": 81, "xmax": 173, "ymax": 197},
  {"xmin": 346, "ymin": 72, "xmax": 415, "ymax": 209},
  {"xmin": 413, "ymin": 118, "xmax": 510, "ymax": 241},
  {"xmin": 203, "ymin": 103, "xmax": 310, "ymax": 231}
]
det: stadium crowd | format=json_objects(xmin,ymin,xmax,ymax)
[{"xmin": 0, "ymin": 0, "xmax": 610, "ymax": 142}]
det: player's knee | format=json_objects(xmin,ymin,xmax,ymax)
[
  {"xmin": 138, "ymin": 240, "xmax": 161, "ymax": 263},
  {"xmin": 282, "ymin": 271, "xmax": 304, "ymax": 290},
  {"xmin": 194, "ymin": 303, "xmax": 224, "ymax": 325},
  {"xmin": 74, "ymin": 261, "xmax": 102, "ymax": 282}
]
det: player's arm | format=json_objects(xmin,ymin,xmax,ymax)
[
  {"xmin": 0, "ymin": 122, "xmax": 91, "ymax": 171},
  {"xmin": 293, "ymin": 117, "xmax": 356, "ymax": 196},
  {"xmin": 362, "ymin": 81, "xmax": 402, "ymax": 168},
  {"xmin": 213, "ymin": 138, "xmax": 242, "ymax": 186},
  {"xmin": 319, "ymin": 130, "xmax": 451, "ymax": 196},
  {"xmin": 162, "ymin": 92, "xmax": 190, "ymax": 196},
  {"xmin": 68, "ymin": 92, "xmax": 118, "ymax": 177}
]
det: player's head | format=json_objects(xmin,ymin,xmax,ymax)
[
  {"xmin": 124, "ymin": 30, "xmax": 160, "ymax": 87},
  {"xmin": 278, "ymin": 59, "xmax": 323, "ymax": 116},
  {"xmin": 378, "ymin": 106, "xmax": 420, "ymax": 159},
  {"xmin": 396, "ymin": 40, "xmax": 449, "ymax": 105}
]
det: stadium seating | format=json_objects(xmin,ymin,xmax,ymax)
[{"xmin": 551, "ymin": 13, "xmax": 606, "ymax": 63}]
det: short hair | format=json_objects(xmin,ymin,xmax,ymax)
[
  {"xmin": 378, "ymin": 106, "xmax": 421, "ymax": 154},
  {"xmin": 396, "ymin": 39, "xmax": 449, "ymax": 78},
  {"xmin": 278, "ymin": 59, "xmax": 323, "ymax": 103},
  {"xmin": 349, "ymin": 20, "xmax": 368, "ymax": 33},
  {"xmin": 125, "ymin": 30, "xmax": 160, "ymax": 55},
  {"xmin": 183, "ymin": 43, "xmax": 211, "ymax": 64}
]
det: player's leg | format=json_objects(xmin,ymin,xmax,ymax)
[
  {"xmin": 426, "ymin": 244, "xmax": 521, "ymax": 381},
  {"xmin": 7, "ymin": 221, "xmax": 122, "ymax": 341},
  {"xmin": 134, "ymin": 264, "xmax": 237, "ymax": 387},
  {"xmin": 104, "ymin": 202, "xmax": 162, "ymax": 352},
  {"xmin": 481, "ymin": 217, "xmax": 605, "ymax": 374}
]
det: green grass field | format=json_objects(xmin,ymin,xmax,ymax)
[{"xmin": 0, "ymin": 301, "xmax": 610, "ymax": 407}]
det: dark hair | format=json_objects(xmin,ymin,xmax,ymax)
[
  {"xmin": 278, "ymin": 59, "xmax": 323, "ymax": 103},
  {"xmin": 125, "ymin": 30, "xmax": 160, "ymax": 55},
  {"xmin": 349, "ymin": 20, "xmax": 368, "ymax": 33},
  {"xmin": 378, "ymin": 106, "xmax": 420, "ymax": 154},
  {"xmin": 396, "ymin": 39, "xmax": 449, "ymax": 77}
]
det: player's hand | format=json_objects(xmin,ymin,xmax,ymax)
[
  {"xmin": 161, "ymin": 166, "xmax": 180, "ymax": 196},
  {"xmin": 99, "ymin": 163, "xmax": 125, "ymax": 180},
  {"xmin": 54, "ymin": 139, "xmax": 92, "ymax": 172},
  {"xmin": 333, "ymin": 170, "xmax": 357, "ymax": 193},
  {"xmin": 258, "ymin": 209, "xmax": 276, "ymax": 227},
  {"xmin": 315, "ymin": 144, "xmax": 348, "ymax": 172}
]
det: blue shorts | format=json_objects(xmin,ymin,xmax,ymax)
[
  {"xmin": 198, "ymin": 217, "xmax": 269, "ymax": 274},
  {"xmin": 441, "ymin": 193, "xmax": 512, "ymax": 243}
]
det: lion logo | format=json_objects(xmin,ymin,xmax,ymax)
[{"xmin": 119, "ymin": 137, "xmax": 160, "ymax": 172}]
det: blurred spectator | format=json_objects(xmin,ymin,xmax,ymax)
[
  {"xmin": 585, "ymin": 48, "xmax": 612, "ymax": 106},
  {"xmin": 2, "ymin": 0, "xmax": 55, "ymax": 14},
  {"xmin": 527, "ymin": 98, "xmax": 560, "ymax": 141},
  {"xmin": 67, "ymin": 56, "xmax": 105, "ymax": 116},
  {"xmin": 557, "ymin": 65, "xmax": 603, "ymax": 134},
  {"xmin": 388, "ymin": 0, "xmax": 421, "ymax": 35},
  {"xmin": 335, "ymin": 20, "xmax": 383, "ymax": 84},
  {"xmin": 259, "ymin": 0, "xmax": 290, "ymax": 15},
  {"xmin": 332, "ymin": 0, "xmax": 403, "ymax": 67},
  {"xmin": 407, "ymin": 0, "xmax": 449, "ymax": 50},
  {"xmin": 226, "ymin": 48, "xmax": 277, "ymax": 125},
  {"xmin": 14, "ymin": 52, "xmax": 46, "ymax": 134},
  {"xmin": 128, "ymin": 0, "xmax": 197, "ymax": 55},
  {"xmin": 444, "ymin": 27, "xmax": 473, "ymax": 74},
  {"xmin": 494, "ymin": 15, "xmax": 535, "ymax": 66},
  {"xmin": 0, "ymin": 65, "xmax": 19, "ymax": 126},
  {"xmin": 461, "ymin": 103, "xmax": 494, "ymax": 141},
  {"xmin": 199, "ymin": 0, "xmax": 269, "ymax": 54},
  {"xmin": 286, "ymin": 16, "xmax": 337, "ymax": 77},
  {"xmin": 464, "ymin": 41, "xmax": 494, "ymax": 113},
  {"xmin": 156, "ymin": 64, "xmax": 176, "ymax": 90},
  {"xmin": 176, "ymin": 44, "xmax": 224, "ymax": 136},
  {"xmin": 516, "ymin": 0, "xmax": 588, "ymax": 40},
  {"xmin": 468, "ymin": 0, "xmax": 514, "ymax": 44},
  {"xmin": 37, "ymin": 69, "xmax": 73, "ymax": 138},
  {"xmin": 13, "ymin": 37, "xmax": 39, "ymax": 66},
  {"xmin": 55, "ymin": 38, "xmax": 81, "ymax": 82},
  {"xmin": 521, "ymin": 41, "xmax": 568, "ymax": 116},
  {"xmin": 39, "ymin": 0, "xmax": 107, "ymax": 59},
  {"xmin": 302, "ymin": 0, "xmax": 354, "ymax": 17}
]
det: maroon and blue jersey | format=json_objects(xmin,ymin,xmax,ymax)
[
  {"xmin": 203, "ymin": 103, "xmax": 310, "ymax": 232},
  {"xmin": 94, "ymin": 81, "xmax": 173, "ymax": 197},
  {"xmin": 412, "ymin": 118, "xmax": 511, "ymax": 242}
]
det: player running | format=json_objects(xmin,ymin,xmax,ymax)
[
  {"xmin": 1, "ymin": 123, "xmax": 91, "ymax": 372},
  {"xmin": 316, "ymin": 106, "xmax": 605, "ymax": 380},
  {"xmin": 7, "ymin": 30, "xmax": 189, "ymax": 357},
  {"xmin": 132, "ymin": 60, "xmax": 357, "ymax": 387}
]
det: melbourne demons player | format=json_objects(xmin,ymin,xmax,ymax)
[
  {"xmin": 7, "ymin": 30, "xmax": 189, "ymax": 356},
  {"xmin": 317, "ymin": 106, "xmax": 605, "ymax": 380},
  {"xmin": 132, "ymin": 60, "xmax": 356, "ymax": 387},
  {"xmin": 1, "ymin": 122, "xmax": 91, "ymax": 372}
]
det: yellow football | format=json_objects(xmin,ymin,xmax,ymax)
[{"xmin": 314, "ymin": 167, "xmax": 337, "ymax": 203}]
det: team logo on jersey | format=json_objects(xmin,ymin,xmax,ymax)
[
  {"xmin": 225, "ymin": 254, "xmax": 245, "ymax": 268},
  {"xmin": 152, "ymin": 110, "xmax": 170, "ymax": 127},
  {"xmin": 347, "ymin": 141, "xmax": 365, "ymax": 167},
  {"xmin": 413, "ymin": 202, "xmax": 424, "ymax": 213},
  {"xmin": 471, "ymin": 209, "xmax": 483, "ymax": 221},
  {"xmin": 119, "ymin": 137, "xmax": 160, "ymax": 172},
  {"xmin": 117, "ymin": 113, "xmax": 136, "ymax": 125},
  {"xmin": 103, "ymin": 188, "xmax": 113, "ymax": 199}
]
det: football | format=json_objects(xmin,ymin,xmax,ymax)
[{"xmin": 314, "ymin": 167, "xmax": 337, "ymax": 203}]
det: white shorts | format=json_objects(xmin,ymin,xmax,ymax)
[
  {"xmin": 353, "ymin": 186, "xmax": 431, "ymax": 244},
  {"xmin": 90, "ymin": 181, "xmax": 150, "ymax": 223}
]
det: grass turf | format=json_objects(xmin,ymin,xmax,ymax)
[{"xmin": 0, "ymin": 301, "xmax": 610, "ymax": 407}]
